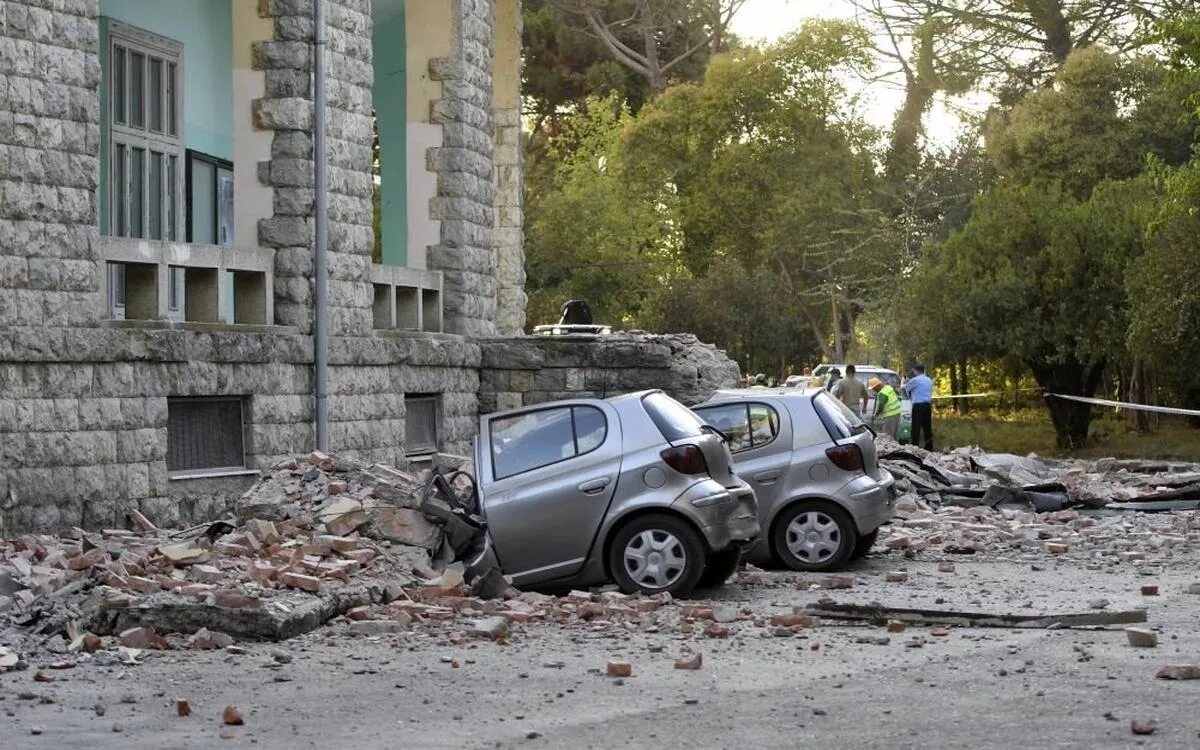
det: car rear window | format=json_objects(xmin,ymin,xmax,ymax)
[
  {"xmin": 641, "ymin": 392, "xmax": 705, "ymax": 442},
  {"xmin": 812, "ymin": 391, "xmax": 867, "ymax": 440}
]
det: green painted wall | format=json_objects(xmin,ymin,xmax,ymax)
[
  {"xmin": 99, "ymin": 0, "xmax": 234, "ymax": 160},
  {"xmin": 374, "ymin": 8, "xmax": 408, "ymax": 267}
]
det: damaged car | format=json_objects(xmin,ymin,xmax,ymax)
[
  {"xmin": 694, "ymin": 390, "xmax": 896, "ymax": 571},
  {"xmin": 429, "ymin": 391, "xmax": 761, "ymax": 597}
]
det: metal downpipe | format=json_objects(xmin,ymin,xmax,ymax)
[{"xmin": 313, "ymin": 0, "xmax": 330, "ymax": 451}]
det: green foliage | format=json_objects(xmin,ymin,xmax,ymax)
[
  {"xmin": 523, "ymin": 95, "xmax": 684, "ymax": 329},
  {"xmin": 986, "ymin": 48, "xmax": 1196, "ymax": 197}
]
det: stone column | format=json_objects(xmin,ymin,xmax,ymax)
[
  {"xmin": 425, "ymin": 0, "xmax": 499, "ymax": 337},
  {"xmin": 253, "ymin": 0, "xmax": 374, "ymax": 338},
  {"xmin": 492, "ymin": 0, "xmax": 526, "ymax": 335}
]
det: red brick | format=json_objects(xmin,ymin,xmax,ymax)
[
  {"xmin": 67, "ymin": 548, "xmax": 107, "ymax": 571},
  {"xmin": 317, "ymin": 535, "xmax": 359, "ymax": 552},
  {"xmin": 119, "ymin": 626, "xmax": 169, "ymax": 650},
  {"xmin": 280, "ymin": 571, "xmax": 321, "ymax": 593},
  {"xmin": 340, "ymin": 548, "xmax": 375, "ymax": 565},
  {"xmin": 606, "ymin": 660, "xmax": 632, "ymax": 677},
  {"xmin": 125, "ymin": 576, "xmax": 160, "ymax": 594}
]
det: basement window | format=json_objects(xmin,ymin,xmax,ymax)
[
  {"xmin": 167, "ymin": 397, "xmax": 248, "ymax": 476},
  {"xmin": 405, "ymin": 394, "xmax": 440, "ymax": 456}
]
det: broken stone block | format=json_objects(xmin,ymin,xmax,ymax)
[
  {"xmin": 118, "ymin": 627, "xmax": 168, "ymax": 650},
  {"xmin": 1130, "ymin": 720, "xmax": 1157, "ymax": 736},
  {"xmin": 1045, "ymin": 542, "xmax": 1068, "ymax": 554},
  {"xmin": 1156, "ymin": 665, "xmax": 1200, "ymax": 680},
  {"xmin": 821, "ymin": 575, "xmax": 854, "ymax": 590},
  {"xmin": 606, "ymin": 660, "xmax": 632, "ymax": 677},
  {"xmin": 213, "ymin": 590, "xmax": 262, "ymax": 610},
  {"xmin": 704, "ymin": 623, "xmax": 730, "ymax": 638},
  {"xmin": 1186, "ymin": 583, "xmax": 1200, "ymax": 595},
  {"xmin": 372, "ymin": 506, "xmax": 441, "ymax": 549},
  {"xmin": 674, "ymin": 652, "xmax": 702, "ymax": 670},
  {"xmin": 886, "ymin": 620, "xmax": 907, "ymax": 633},
  {"xmin": 190, "ymin": 565, "xmax": 223, "ymax": 584},
  {"xmin": 885, "ymin": 571, "xmax": 908, "ymax": 583},
  {"xmin": 937, "ymin": 562, "xmax": 956, "ymax": 573},
  {"xmin": 244, "ymin": 520, "xmax": 282, "ymax": 545},
  {"xmin": 1125, "ymin": 628, "xmax": 1158, "ymax": 648},
  {"xmin": 186, "ymin": 629, "xmax": 234, "ymax": 650},
  {"xmin": 158, "ymin": 543, "xmax": 206, "ymax": 564},
  {"xmin": 468, "ymin": 616, "xmax": 509, "ymax": 640}
]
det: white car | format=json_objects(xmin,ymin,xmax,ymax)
[{"xmin": 809, "ymin": 365, "xmax": 913, "ymax": 443}]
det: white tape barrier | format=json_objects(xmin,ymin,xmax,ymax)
[{"xmin": 1046, "ymin": 393, "xmax": 1200, "ymax": 418}]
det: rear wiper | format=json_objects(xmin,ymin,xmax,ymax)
[
  {"xmin": 853, "ymin": 422, "xmax": 876, "ymax": 438},
  {"xmin": 700, "ymin": 424, "xmax": 729, "ymax": 443}
]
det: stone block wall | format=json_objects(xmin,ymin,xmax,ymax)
[
  {"xmin": 0, "ymin": 0, "xmax": 103, "ymax": 330},
  {"xmin": 426, "ymin": 0, "xmax": 499, "ymax": 337},
  {"xmin": 477, "ymin": 334, "xmax": 742, "ymax": 413}
]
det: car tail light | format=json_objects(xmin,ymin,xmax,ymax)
[
  {"xmin": 825, "ymin": 443, "xmax": 864, "ymax": 472},
  {"xmin": 660, "ymin": 445, "xmax": 709, "ymax": 475}
]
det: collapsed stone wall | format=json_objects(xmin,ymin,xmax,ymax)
[{"xmin": 477, "ymin": 333, "xmax": 742, "ymax": 413}]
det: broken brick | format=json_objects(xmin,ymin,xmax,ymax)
[
  {"xmin": 1156, "ymin": 665, "xmax": 1200, "ymax": 680},
  {"xmin": 674, "ymin": 652, "xmax": 702, "ymax": 670},
  {"xmin": 280, "ymin": 571, "xmax": 321, "ymax": 593},
  {"xmin": 222, "ymin": 705, "xmax": 244, "ymax": 725},
  {"xmin": 606, "ymin": 660, "xmax": 632, "ymax": 677},
  {"xmin": 119, "ymin": 626, "xmax": 169, "ymax": 650}
]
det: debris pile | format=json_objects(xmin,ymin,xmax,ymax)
[
  {"xmin": 876, "ymin": 440, "xmax": 1200, "ymax": 561},
  {"xmin": 0, "ymin": 451, "xmax": 488, "ymax": 666}
]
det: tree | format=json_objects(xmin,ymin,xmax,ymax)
[
  {"xmin": 557, "ymin": 0, "xmax": 747, "ymax": 92},
  {"xmin": 619, "ymin": 22, "xmax": 885, "ymax": 361},
  {"xmin": 904, "ymin": 178, "xmax": 1146, "ymax": 447},
  {"xmin": 523, "ymin": 95, "xmax": 685, "ymax": 329}
]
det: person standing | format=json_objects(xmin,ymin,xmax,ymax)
[
  {"xmin": 869, "ymin": 377, "xmax": 902, "ymax": 438},
  {"xmin": 825, "ymin": 368, "xmax": 842, "ymax": 393},
  {"xmin": 904, "ymin": 364, "xmax": 934, "ymax": 450},
  {"xmin": 833, "ymin": 365, "xmax": 868, "ymax": 417}
]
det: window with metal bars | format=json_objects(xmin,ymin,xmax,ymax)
[
  {"xmin": 106, "ymin": 21, "xmax": 183, "ymax": 242},
  {"xmin": 404, "ymin": 395, "xmax": 441, "ymax": 456},
  {"xmin": 167, "ymin": 397, "xmax": 247, "ymax": 473}
]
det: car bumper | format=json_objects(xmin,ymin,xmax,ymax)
[
  {"xmin": 672, "ymin": 478, "xmax": 761, "ymax": 552},
  {"xmin": 842, "ymin": 469, "xmax": 897, "ymax": 535}
]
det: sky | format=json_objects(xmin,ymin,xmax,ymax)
[{"xmin": 730, "ymin": 0, "xmax": 980, "ymax": 146}]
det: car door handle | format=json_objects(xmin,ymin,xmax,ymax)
[
  {"xmin": 753, "ymin": 470, "xmax": 782, "ymax": 484},
  {"xmin": 577, "ymin": 477, "xmax": 611, "ymax": 495}
]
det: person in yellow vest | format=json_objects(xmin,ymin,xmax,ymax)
[{"xmin": 869, "ymin": 377, "xmax": 902, "ymax": 438}]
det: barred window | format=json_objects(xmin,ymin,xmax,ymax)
[
  {"xmin": 167, "ymin": 397, "xmax": 246, "ymax": 473},
  {"xmin": 405, "ymin": 395, "xmax": 440, "ymax": 456}
]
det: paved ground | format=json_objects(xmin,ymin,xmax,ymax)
[{"xmin": 3, "ymin": 550, "xmax": 1200, "ymax": 749}]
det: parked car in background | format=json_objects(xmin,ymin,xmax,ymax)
[
  {"xmin": 809, "ymin": 364, "xmax": 912, "ymax": 443},
  {"xmin": 693, "ymin": 390, "xmax": 896, "ymax": 571},
  {"xmin": 464, "ymin": 391, "xmax": 761, "ymax": 597},
  {"xmin": 783, "ymin": 375, "xmax": 806, "ymax": 388}
]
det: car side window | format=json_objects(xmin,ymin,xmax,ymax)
[
  {"xmin": 491, "ymin": 405, "xmax": 608, "ymax": 480},
  {"xmin": 695, "ymin": 404, "xmax": 752, "ymax": 451},
  {"xmin": 748, "ymin": 404, "xmax": 779, "ymax": 447},
  {"xmin": 696, "ymin": 403, "xmax": 779, "ymax": 453}
]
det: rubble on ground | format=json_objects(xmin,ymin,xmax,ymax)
[
  {"xmin": 876, "ymin": 439, "xmax": 1200, "ymax": 562},
  {"xmin": 0, "ymin": 451, "xmax": 488, "ymax": 665}
]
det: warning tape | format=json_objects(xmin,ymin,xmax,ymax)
[{"xmin": 1046, "ymin": 393, "xmax": 1200, "ymax": 418}]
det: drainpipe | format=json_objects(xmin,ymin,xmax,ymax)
[{"xmin": 313, "ymin": 0, "xmax": 330, "ymax": 451}]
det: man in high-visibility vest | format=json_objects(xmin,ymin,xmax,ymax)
[{"xmin": 869, "ymin": 377, "xmax": 902, "ymax": 438}]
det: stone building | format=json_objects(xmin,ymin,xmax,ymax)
[{"xmin": 0, "ymin": 0, "xmax": 737, "ymax": 535}]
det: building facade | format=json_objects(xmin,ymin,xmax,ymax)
[
  {"xmin": 0, "ymin": 0, "xmax": 530, "ymax": 533},
  {"xmin": 0, "ymin": 0, "xmax": 738, "ymax": 535}
]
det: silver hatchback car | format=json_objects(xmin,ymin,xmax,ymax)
[
  {"xmin": 462, "ymin": 390, "xmax": 760, "ymax": 597},
  {"xmin": 694, "ymin": 390, "xmax": 896, "ymax": 571}
]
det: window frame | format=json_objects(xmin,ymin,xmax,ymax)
[
  {"xmin": 489, "ymin": 405, "xmax": 609, "ymax": 481},
  {"xmin": 166, "ymin": 396, "xmax": 248, "ymax": 476},
  {"xmin": 105, "ymin": 20, "xmax": 184, "ymax": 242},
  {"xmin": 404, "ymin": 394, "xmax": 441, "ymax": 457},
  {"xmin": 185, "ymin": 150, "xmax": 235, "ymax": 247}
]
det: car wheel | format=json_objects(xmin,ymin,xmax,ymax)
[
  {"xmin": 608, "ymin": 515, "xmax": 706, "ymax": 597},
  {"xmin": 851, "ymin": 528, "xmax": 879, "ymax": 559},
  {"xmin": 697, "ymin": 549, "xmax": 742, "ymax": 589},
  {"xmin": 772, "ymin": 501, "xmax": 855, "ymax": 572}
]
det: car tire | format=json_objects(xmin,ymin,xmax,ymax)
[
  {"xmin": 697, "ymin": 549, "xmax": 742, "ymax": 589},
  {"xmin": 608, "ymin": 515, "xmax": 706, "ymax": 597},
  {"xmin": 851, "ymin": 528, "xmax": 879, "ymax": 559},
  {"xmin": 771, "ymin": 500, "xmax": 856, "ymax": 572}
]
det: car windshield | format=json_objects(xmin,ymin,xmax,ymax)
[
  {"xmin": 641, "ymin": 392, "xmax": 705, "ymax": 442},
  {"xmin": 812, "ymin": 391, "xmax": 869, "ymax": 440}
]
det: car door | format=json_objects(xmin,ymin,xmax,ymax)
[
  {"xmin": 694, "ymin": 401, "xmax": 791, "ymax": 509},
  {"xmin": 475, "ymin": 401, "xmax": 623, "ymax": 585}
]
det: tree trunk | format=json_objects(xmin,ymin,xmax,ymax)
[
  {"xmin": 948, "ymin": 361, "xmax": 961, "ymax": 415},
  {"xmin": 1028, "ymin": 358, "xmax": 1106, "ymax": 449},
  {"xmin": 1129, "ymin": 358, "xmax": 1150, "ymax": 434},
  {"xmin": 958, "ymin": 359, "xmax": 971, "ymax": 415}
]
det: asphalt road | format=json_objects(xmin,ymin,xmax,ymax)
[{"xmin": 3, "ymin": 553, "xmax": 1199, "ymax": 749}]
